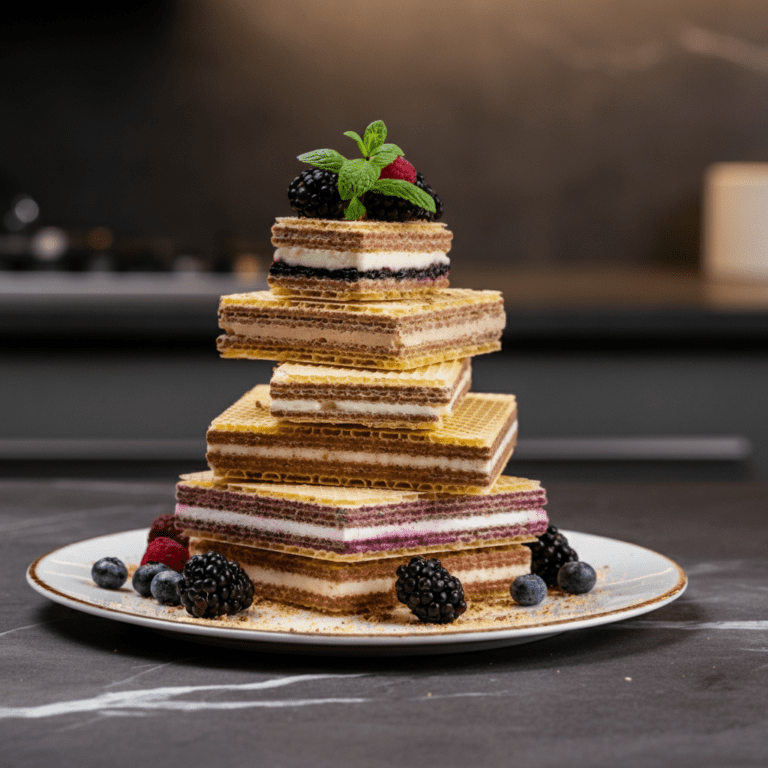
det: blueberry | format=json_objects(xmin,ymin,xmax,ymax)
[
  {"xmin": 557, "ymin": 561, "xmax": 597, "ymax": 594},
  {"xmin": 510, "ymin": 574, "xmax": 547, "ymax": 606},
  {"xmin": 91, "ymin": 557, "xmax": 128, "ymax": 590},
  {"xmin": 151, "ymin": 570, "xmax": 183, "ymax": 605},
  {"xmin": 132, "ymin": 562, "xmax": 172, "ymax": 597}
]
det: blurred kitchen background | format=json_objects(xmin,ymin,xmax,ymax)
[{"xmin": 2, "ymin": 1, "xmax": 767, "ymax": 481}]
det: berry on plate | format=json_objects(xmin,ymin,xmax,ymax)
[
  {"xmin": 140, "ymin": 536, "xmax": 188, "ymax": 572},
  {"xmin": 395, "ymin": 555, "xmax": 467, "ymax": 624},
  {"xmin": 91, "ymin": 557, "xmax": 128, "ymax": 590},
  {"xmin": 558, "ymin": 561, "xmax": 597, "ymax": 595},
  {"xmin": 177, "ymin": 551, "xmax": 254, "ymax": 619},
  {"xmin": 510, "ymin": 574, "xmax": 547, "ymax": 606}
]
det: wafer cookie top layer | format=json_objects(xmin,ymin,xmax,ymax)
[
  {"xmin": 271, "ymin": 217, "xmax": 452, "ymax": 253},
  {"xmin": 208, "ymin": 385, "xmax": 516, "ymax": 450}
]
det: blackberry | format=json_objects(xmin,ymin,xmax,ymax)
[
  {"xmin": 365, "ymin": 172, "xmax": 443, "ymax": 222},
  {"xmin": 177, "ymin": 551, "xmax": 254, "ymax": 619},
  {"xmin": 395, "ymin": 555, "xmax": 466, "ymax": 624},
  {"xmin": 91, "ymin": 557, "xmax": 128, "ymax": 590},
  {"xmin": 510, "ymin": 574, "xmax": 547, "ymax": 606},
  {"xmin": 558, "ymin": 561, "xmax": 597, "ymax": 595},
  {"xmin": 524, "ymin": 525, "xmax": 579, "ymax": 588},
  {"xmin": 288, "ymin": 168, "xmax": 344, "ymax": 219}
]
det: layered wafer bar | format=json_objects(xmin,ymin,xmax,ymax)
[
  {"xmin": 269, "ymin": 358, "xmax": 472, "ymax": 430},
  {"xmin": 206, "ymin": 385, "xmax": 518, "ymax": 493},
  {"xmin": 217, "ymin": 288, "xmax": 505, "ymax": 371},
  {"xmin": 189, "ymin": 536, "xmax": 532, "ymax": 613},
  {"xmin": 176, "ymin": 471, "xmax": 547, "ymax": 561},
  {"xmin": 269, "ymin": 217, "xmax": 453, "ymax": 301}
]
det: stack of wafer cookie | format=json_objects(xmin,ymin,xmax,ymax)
[{"xmin": 176, "ymin": 210, "xmax": 547, "ymax": 617}]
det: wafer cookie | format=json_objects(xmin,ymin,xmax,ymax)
[
  {"xmin": 189, "ymin": 536, "xmax": 532, "ymax": 614},
  {"xmin": 269, "ymin": 358, "xmax": 471, "ymax": 429},
  {"xmin": 268, "ymin": 217, "xmax": 452, "ymax": 301},
  {"xmin": 176, "ymin": 470, "xmax": 547, "ymax": 562},
  {"xmin": 217, "ymin": 288, "xmax": 505, "ymax": 371},
  {"xmin": 206, "ymin": 385, "xmax": 518, "ymax": 492}
]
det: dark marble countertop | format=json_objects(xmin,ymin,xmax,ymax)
[{"xmin": 2, "ymin": 478, "xmax": 767, "ymax": 767}]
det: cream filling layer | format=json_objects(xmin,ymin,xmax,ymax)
[
  {"xmin": 270, "ymin": 366, "xmax": 471, "ymax": 418},
  {"xmin": 177, "ymin": 502, "xmax": 541, "ymax": 543},
  {"xmin": 273, "ymin": 247, "xmax": 449, "ymax": 272},
  {"xmin": 208, "ymin": 420, "xmax": 518, "ymax": 474},
  {"xmin": 244, "ymin": 561, "xmax": 529, "ymax": 599},
  {"xmin": 223, "ymin": 315, "xmax": 504, "ymax": 349}
]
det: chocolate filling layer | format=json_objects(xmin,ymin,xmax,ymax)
[{"xmin": 269, "ymin": 261, "xmax": 450, "ymax": 282}]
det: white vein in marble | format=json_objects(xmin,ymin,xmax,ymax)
[{"xmin": 0, "ymin": 673, "xmax": 369, "ymax": 720}]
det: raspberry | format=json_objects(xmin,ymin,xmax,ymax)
[
  {"xmin": 379, "ymin": 156, "xmax": 416, "ymax": 183},
  {"xmin": 140, "ymin": 536, "xmax": 188, "ymax": 572},
  {"xmin": 148, "ymin": 513, "xmax": 189, "ymax": 548}
]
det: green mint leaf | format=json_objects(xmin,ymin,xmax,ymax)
[
  {"xmin": 371, "ymin": 179, "xmax": 436, "ymax": 213},
  {"xmin": 363, "ymin": 120, "xmax": 387, "ymax": 154},
  {"xmin": 344, "ymin": 196, "xmax": 366, "ymax": 220},
  {"xmin": 338, "ymin": 158, "xmax": 380, "ymax": 200},
  {"xmin": 369, "ymin": 146, "xmax": 402, "ymax": 170},
  {"xmin": 379, "ymin": 143, "xmax": 404, "ymax": 157},
  {"xmin": 343, "ymin": 130, "xmax": 367, "ymax": 156},
  {"xmin": 297, "ymin": 149, "xmax": 346, "ymax": 172}
]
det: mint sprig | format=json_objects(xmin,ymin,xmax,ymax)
[
  {"xmin": 297, "ymin": 121, "xmax": 433, "ymax": 220},
  {"xmin": 296, "ymin": 148, "xmax": 345, "ymax": 173},
  {"xmin": 370, "ymin": 179, "xmax": 436, "ymax": 213}
]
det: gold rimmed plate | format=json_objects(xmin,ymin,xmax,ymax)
[{"xmin": 27, "ymin": 529, "xmax": 687, "ymax": 656}]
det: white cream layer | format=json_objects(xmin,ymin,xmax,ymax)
[
  {"xmin": 274, "ymin": 247, "xmax": 449, "ymax": 272},
  {"xmin": 177, "ymin": 502, "xmax": 541, "ymax": 543},
  {"xmin": 270, "ymin": 365, "xmax": 471, "ymax": 419},
  {"xmin": 208, "ymin": 420, "xmax": 518, "ymax": 474},
  {"xmin": 244, "ymin": 561, "xmax": 529, "ymax": 599},
  {"xmin": 224, "ymin": 315, "xmax": 504, "ymax": 349}
]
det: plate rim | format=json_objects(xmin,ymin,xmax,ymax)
[{"xmin": 27, "ymin": 528, "xmax": 688, "ymax": 647}]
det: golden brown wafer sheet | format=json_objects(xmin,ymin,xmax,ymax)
[
  {"xmin": 206, "ymin": 385, "xmax": 518, "ymax": 492},
  {"xmin": 270, "ymin": 217, "xmax": 453, "ymax": 252},
  {"xmin": 217, "ymin": 288, "xmax": 505, "ymax": 371},
  {"xmin": 269, "ymin": 358, "xmax": 472, "ymax": 429}
]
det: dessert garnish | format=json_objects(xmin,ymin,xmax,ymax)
[
  {"xmin": 140, "ymin": 536, "xmax": 189, "ymax": 572},
  {"xmin": 290, "ymin": 120, "xmax": 440, "ymax": 221},
  {"xmin": 524, "ymin": 524, "xmax": 579, "ymax": 587},
  {"xmin": 91, "ymin": 557, "xmax": 128, "ymax": 590},
  {"xmin": 150, "ymin": 570, "xmax": 183, "ymax": 606},
  {"xmin": 395, "ymin": 555, "xmax": 467, "ymax": 624},
  {"xmin": 510, "ymin": 574, "xmax": 547, "ymax": 606},
  {"xmin": 557, "ymin": 562, "xmax": 597, "ymax": 595},
  {"xmin": 132, "ymin": 562, "xmax": 172, "ymax": 597},
  {"xmin": 177, "ymin": 551, "xmax": 255, "ymax": 619},
  {"xmin": 148, "ymin": 512, "xmax": 189, "ymax": 548}
]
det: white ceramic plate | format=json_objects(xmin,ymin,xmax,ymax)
[{"xmin": 27, "ymin": 529, "xmax": 687, "ymax": 656}]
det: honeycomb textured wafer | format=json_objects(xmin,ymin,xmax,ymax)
[
  {"xmin": 217, "ymin": 288, "xmax": 505, "ymax": 370},
  {"xmin": 176, "ymin": 470, "xmax": 547, "ymax": 561},
  {"xmin": 271, "ymin": 217, "xmax": 453, "ymax": 252},
  {"xmin": 206, "ymin": 386, "xmax": 518, "ymax": 492},
  {"xmin": 269, "ymin": 359, "xmax": 471, "ymax": 429}
]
